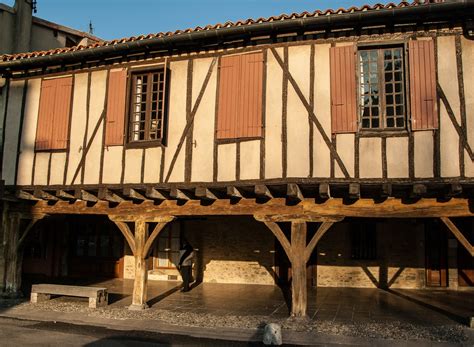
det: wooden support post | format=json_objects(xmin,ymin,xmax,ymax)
[
  {"xmin": 130, "ymin": 220, "xmax": 148, "ymax": 311},
  {"xmin": 290, "ymin": 221, "xmax": 307, "ymax": 318},
  {"xmin": 109, "ymin": 215, "xmax": 174, "ymax": 310},
  {"xmin": 4, "ymin": 212, "xmax": 44, "ymax": 295},
  {"xmin": 257, "ymin": 216, "xmax": 338, "ymax": 317}
]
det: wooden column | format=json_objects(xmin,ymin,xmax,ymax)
[
  {"xmin": 290, "ymin": 221, "xmax": 307, "ymax": 317},
  {"xmin": 3, "ymin": 212, "xmax": 44, "ymax": 295},
  {"xmin": 256, "ymin": 215, "xmax": 341, "ymax": 317},
  {"xmin": 110, "ymin": 216, "xmax": 174, "ymax": 310}
]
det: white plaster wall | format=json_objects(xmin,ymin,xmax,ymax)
[
  {"xmin": 17, "ymin": 79, "xmax": 40, "ymax": 186},
  {"xmin": 359, "ymin": 138, "xmax": 382, "ymax": 178},
  {"xmin": 287, "ymin": 45, "xmax": 310, "ymax": 177},
  {"xmin": 414, "ymin": 131, "xmax": 434, "ymax": 178},
  {"xmin": 83, "ymin": 70, "xmax": 107, "ymax": 184},
  {"xmin": 163, "ymin": 61, "xmax": 187, "ymax": 182},
  {"xmin": 123, "ymin": 148, "xmax": 142, "ymax": 183},
  {"xmin": 264, "ymin": 48, "xmax": 283, "ymax": 179},
  {"xmin": 191, "ymin": 58, "xmax": 216, "ymax": 182},
  {"xmin": 49, "ymin": 152, "xmax": 67, "ymax": 185},
  {"xmin": 462, "ymin": 36, "xmax": 474, "ymax": 177},
  {"xmin": 66, "ymin": 73, "xmax": 88, "ymax": 184},
  {"xmin": 239, "ymin": 140, "xmax": 260, "ymax": 180},
  {"xmin": 438, "ymin": 36, "xmax": 460, "ymax": 177},
  {"xmin": 2, "ymin": 80, "xmax": 25, "ymax": 185},
  {"xmin": 102, "ymin": 146, "xmax": 123, "ymax": 184},
  {"xmin": 335, "ymin": 134, "xmax": 355, "ymax": 178},
  {"xmin": 217, "ymin": 143, "xmax": 236, "ymax": 181},
  {"xmin": 386, "ymin": 137, "xmax": 408, "ymax": 178},
  {"xmin": 144, "ymin": 147, "xmax": 162, "ymax": 183},
  {"xmin": 313, "ymin": 44, "xmax": 332, "ymax": 177},
  {"xmin": 33, "ymin": 152, "xmax": 49, "ymax": 185}
]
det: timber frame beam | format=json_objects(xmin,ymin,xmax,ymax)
[{"xmin": 440, "ymin": 217, "xmax": 474, "ymax": 257}]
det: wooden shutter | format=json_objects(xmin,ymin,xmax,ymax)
[
  {"xmin": 330, "ymin": 45, "xmax": 357, "ymax": 133},
  {"xmin": 36, "ymin": 77, "xmax": 73, "ymax": 150},
  {"xmin": 217, "ymin": 52, "xmax": 264, "ymax": 139},
  {"xmin": 409, "ymin": 39, "xmax": 437, "ymax": 130},
  {"xmin": 105, "ymin": 69, "xmax": 127, "ymax": 145}
]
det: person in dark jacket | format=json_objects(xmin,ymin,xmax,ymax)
[{"xmin": 178, "ymin": 241, "xmax": 194, "ymax": 292}]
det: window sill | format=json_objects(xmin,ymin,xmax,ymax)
[
  {"xmin": 358, "ymin": 130, "xmax": 409, "ymax": 138},
  {"xmin": 125, "ymin": 140, "xmax": 164, "ymax": 149},
  {"xmin": 216, "ymin": 136, "xmax": 264, "ymax": 144},
  {"xmin": 34, "ymin": 148, "xmax": 68, "ymax": 153}
]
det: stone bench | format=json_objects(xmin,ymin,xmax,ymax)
[{"xmin": 31, "ymin": 284, "xmax": 108, "ymax": 308}]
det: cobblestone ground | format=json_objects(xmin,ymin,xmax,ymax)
[{"xmin": 0, "ymin": 298, "xmax": 469, "ymax": 344}]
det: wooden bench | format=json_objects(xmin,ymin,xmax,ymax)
[{"xmin": 31, "ymin": 284, "xmax": 108, "ymax": 308}]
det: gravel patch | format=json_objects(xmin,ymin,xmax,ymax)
[{"xmin": 5, "ymin": 299, "xmax": 470, "ymax": 343}]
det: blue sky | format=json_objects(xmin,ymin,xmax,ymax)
[{"xmin": 5, "ymin": 0, "xmax": 383, "ymax": 40}]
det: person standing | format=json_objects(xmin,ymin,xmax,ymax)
[{"xmin": 178, "ymin": 241, "xmax": 194, "ymax": 292}]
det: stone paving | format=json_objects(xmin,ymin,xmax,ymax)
[{"xmin": 3, "ymin": 278, "xmax": 473, "ymax": 343}]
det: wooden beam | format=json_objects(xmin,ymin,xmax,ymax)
[
  {"xmin": 226, "ymin": 186, "xmax": 243, "ymax": 199},
  {"xmin": 319, "ymin": 183, "xmax": 330, "ymax": 199},
  {"xmin": 33, "ymin": 189, "xmax": 58, "ymax": 201},
  {"xmin": 16, "ymin": 197, "xmax": 474, "ymax": 219},
  {"xmin": 287, "ymin": 183, "xmax": 303, "ymax": 202},
  {"xmin": 381, "ymin": 183, "xmax": 392, "ymax": 198},
  {"xmin": 109, "ymin": 215, "xmax": 174, "ymax": 223},
  {"xmin": 440, "ymin": 217, "xmax": 474, "ymax": 257},
  {"xmin": 17, "ymin": 215, "xmax": 46, "ymax": 250},
  {"xmin": 170, "ymin": 188, "xmax": 192, "ymax": 201},
  {"xmin": 145, "ymin": 187, "xmax": 166, "ymax": 201},
  {"xmin": 255, "ymin": 214, "xmax": 343, "ymax": 223},
  {"xmin": 447, "ymin": 183, "xmax": 462, "ymax": 197},
  {"xmin": 123, "ymin": 188, "xmax": 147, "ymax": 201},
  {"xmin": 110, "ymin": 220, "xmax": 136, "ymax": 255},
  {"xmin": 15, "ymin": 190, "xmax": 39, "ymax": 201},
  {"xmin": 74, "ymin": 189, "xmax": 98, "ymax": 202},
  {"xmin": 255, "ymin": 185, "xmax": 273, "ymax": 199},
  {"xmin": 411, "ymin": 184, "xmax": 427, "ymax": 198},
  {"xmin": 195, "ymin": 187, "xmax": 217, "ymax": 201},
  {"xmin": 129, "ymin": 220, "xmax": 148, "ymax": 310},
  {"xmin": 262, "ymin": 221, "xmax": 293, "ymax": 261},
  {"xmin": 56, "ymin": 190, "xmax": 75, "ymax": 201},
  {"xmin": 304, "ymin": 222, "xmax": 335, "ymax": 262},
  {"xmin": 348, "ymin": 183, "xmax": 360, "ymax": 200},
  {"xmin": 98, "ymin": 188, "xmax": 124, "ymax": 203},
  {"xmin": 290, "ymin": 221, "xmax": 307, "ymax": 317},
  {"xmin": 143, "ymin": 218, "xmax": 174, "ymax": 257}
]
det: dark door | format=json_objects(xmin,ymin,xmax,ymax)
[
  {"xmin": 458, "ymin": 220, "xmax": 474, "ymax": 287},
  {"xmin": 425, "ymin": 220, "xmax": 448, "ymax": 287}
]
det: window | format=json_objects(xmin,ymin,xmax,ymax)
[
  {"xmin": 359, "ymin": 47, "xmax": 406, "ymax": 130},
  {"xmin": 128, "ymin": 69, "xmax": 168, "ymax": 144},
  {"xmin": 216, "ymin": 52, "xmax": 264, "ymax": 139},
  {"xmin": 351, "ymin": 223, "xmax": 377, "ymax": 260},
  {"xmin": 35, "ymin": 77, "xmax": 73, "ymax": 150},
  {"xmin": 153, "ymin": 226, "xmax": 180, "ymax": 269}
]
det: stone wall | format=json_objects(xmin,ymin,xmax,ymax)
[{"xmin": 317, "ymin": 220, "xmax": 426, "ymax": 289}]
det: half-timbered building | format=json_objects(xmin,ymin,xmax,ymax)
[{"xmin": 0, "ymin": 1, "xmax": 473, "ymax": 317}]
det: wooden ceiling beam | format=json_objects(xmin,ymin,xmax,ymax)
[
  {"xmin": 349, "ymin": 183, "xmax": 360, "ymax": 200},
  {"xmin": 287, "ymin": 183, "xmax": 303, "ymax": 202},
  {"xmin": 123, "ymin": 187, "xmax": 147, "ymax": 201},
  {"xmin": 195, "ymin": 187, "xmax": 217, "ymax": 201},
  {"xmin": 255, "ymin": 184, "xmax": 273, "ymax": 199},
  {"xmin": 411, "ymin": 184, "xmax": 427, "ymax": 198},
  {"xmin": 56, "ymin": 190, "xmax": 75, "ymax": 201},
  {"xmin": 381, "ymin": 183, "xmax": 392, "ymax": 198},
  {"xmin": 227, "ymin": 186, "xmax": 243, "ymax": 199},
  {"xmin": 170, "ymin": 188, "xmax": 192, "ymax": 201},
  {"xmin": 319, "ymin": 183, "xmax": 330, "ymax": 199},
  {"xmin": 33, "ymin": 189, "xmax": 59, "ymax": 201},
  {"xmin": 98, "ymin": 188, "xmax": 124, "ymax": 203},
  {"xmin": 74, "ymin": 189, "xmax": 98, "ymax": 202},
  {"xmin": 15, "ymin": 190, "xmax": 39, "ymax": 201},
  {"xmin": 145, "ymin": 187, "xmax": 166, "ymax": 201}
]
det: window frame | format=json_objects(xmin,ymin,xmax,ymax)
[
  {"xmin": 125, "ymin": 65, "xmax": 169, "ymax": 148},
  {"xmin": 356, "ymin": 42, "xmax": 410, "ymax": 133}
]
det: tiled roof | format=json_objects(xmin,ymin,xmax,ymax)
[{"xmin": 0, "ymin": 1, "xmax": 439, "ymax": 63}]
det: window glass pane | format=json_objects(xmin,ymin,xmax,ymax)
[
  {"xmin": 386, "ymin": 118, "xmax": 394, "ymax": 128},
  {"xmin": 396, "ymin": 117, "xmax": 405, "ymax": 128},
  {"xmin": 372, "ymin": 118, "xmax": 379, "ymax": 128}
]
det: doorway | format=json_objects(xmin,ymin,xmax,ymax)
[{"xmin": 425, "ymin": 220, "xmax": 448, "ymax": 287}]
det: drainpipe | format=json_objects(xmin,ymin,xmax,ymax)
[{"xmin": 13, "ymin": 0, "xmax": 33, "ymax": 53}]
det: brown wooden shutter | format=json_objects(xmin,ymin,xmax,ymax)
[
  {"xmin": 409, "ymin": 39, "xmax": 437, "ymax": 130},
  {"xmin": 330, "ymin": 45, "xmax": 357, "ymax": 134},
  {"xmin": 36, "ymin": 77, "xmax": 72, "ymax": 150},
  {"xmin": 217, "ymin": 52, "xmax": 263, "ymax": 139},
  {"xmin": 105, "ymin": 69, "xmax": 127, "ymax": 145}
]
